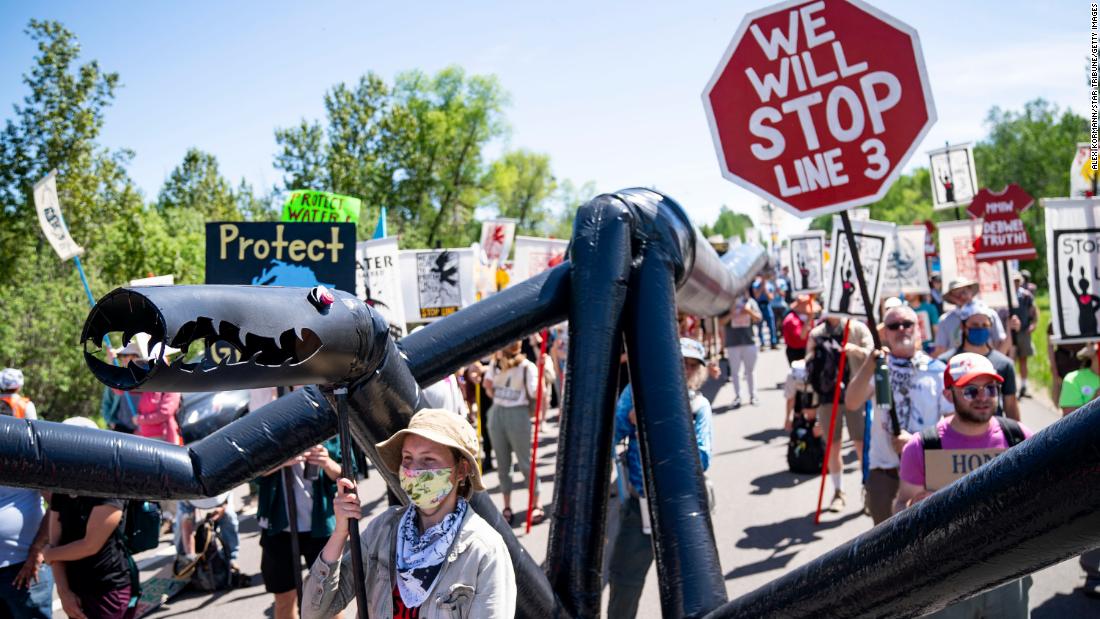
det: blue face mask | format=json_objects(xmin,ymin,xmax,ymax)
[{"xmin": 966, "ymin": 327, "xmax": 991, "ymax": 346}]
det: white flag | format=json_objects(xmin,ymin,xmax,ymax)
[{"xmin": 33, "ymin": 170, "xmax": 84, "ymax": 261}]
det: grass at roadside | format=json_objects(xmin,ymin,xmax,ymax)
[{"xmin": 1026, "ymin": 292, "xmax": 1052, "ymax": 395}]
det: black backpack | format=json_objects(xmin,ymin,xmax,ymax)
[
  {"xmin": 806, "ymin": 331, "xmax": 848, "ymax": 399},
  {"xmin": 188, "ymin": 519, "xmax": 234, "ymax": 592},
  {"xmin": 787, "ymin": 412, "xmax": 825, "ymax": 475},
  {"xmin": 121, "ymin": 500, "xmax": 162, "ymax": 554},
  {"xmin": 920, "ymin": 416, "xmax": 1026, "ymax": 450}
]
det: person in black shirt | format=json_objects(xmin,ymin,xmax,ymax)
[{"xmin": 45, "ymin": 494, "xmax": 134, "ymax": 619}]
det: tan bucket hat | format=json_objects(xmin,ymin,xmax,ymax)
[{"xmin": 375, "ymin": 408, "xmax": 485, "ymax": 496}]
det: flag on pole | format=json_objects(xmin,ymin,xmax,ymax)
[
  {"xmin": 372, "ymin": 206, "xmax": 387, "ymax": 239},
  {"xmin": 33, "ymin": 170, "xmax": 84, "ymax": 261}
]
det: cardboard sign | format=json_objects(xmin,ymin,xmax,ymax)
[
  {"xmin": 924, "ymin": 448, "xmax": 1006, "ymax": 491},
  {"xmin": 281, "ymin": 190, "xmax": 361, "ymax": 223},
  {"xmin": 356, "ymin": 237, "xmax": 407, "ymax": 338},
  {"xmin": 928, "ymin": 143, "xmax": 979, "ymax": 210},
  {"xmin": 399, "ymin": 248, "xmax": 475, "ymax": 323},
  {"xmin": 936, "ymin": 220, "xmax": 1007, "ymax": 309},
  {"xmin": 882, "ymin": 224, "xmax": 931, "ymax": 296},
  {"xmin": 511, "ymin": 236, "xmax": 569, "ymax": 285},
  {"xmin": 479, "ymin": 219, "xmax": 517, "ymax": 262},
  {"xmin": 204, "ymin": 222, "xmax": 356, "ymax": 293},
  {"xmin": 789, "ymin": 231, "xmax": 826, "ymax": 294},
  {"xmin": 969, "ymin": 184, "xmax": 1037, "ymax": 262},
  {"xmin": 1071, "ymin": 143, "xmax": 1098, "ymax": 198},
  {"xmin": 33, "ymin": 170, "xmax": 84, "ymax": 261},
  {"xmin": 825, "ymin": 217, "xmax": 893, "ymax": 319},
  {"xmin": 1043, "ymin": 198, "xmax": 1100, "ymax": 343}
]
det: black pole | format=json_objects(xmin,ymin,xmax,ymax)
[
  {"xmin": 623, "ymin": 246, "xmax": 727, "ymax": 618},
  {"xmin": 837, "ymin": 211, "xmax": 901, "ymax": 436},
  {"xmin": 334, "ymin": 386, "xmax": 369, "ymax": 619},
  {"xmin": 281, "ymin": 466, "xmax": 303, "ymax": 604},
  {"xmin": 546, "ymin": 195, "xmax": 634, "ymax": 617}
]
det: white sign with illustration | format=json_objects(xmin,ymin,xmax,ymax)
[
  {"xmin": 826, "ymin": 218, "xmax": 893, "ymax": 319},
  {"xmin": 479, "ymin": 219, "xmax": 517, "ymax": 263},
  {"xmin": 936, "ymin": 220, "xmax": 1007, "ymax": 309},
  {"xmin": 1043, "ymin": 198, "xmax": 1100, "ymax": 343},
  {"xmin": 1071, "ymin": 143, "xmax": 1098, "ymax": 198},
  {"xmin": 511, "ymin": 236, "xmax": 569, "ymax": 285},
  {"xmin": 356, "ymin": 237, "xmax": 407, "ymax": 337},
  {"xmin": 928, "ymin": 143, "xmax": 979, "ymax": 210},
  {"xmin": 399, "ymin": 248, "xmax": 475, "ymax": 323},
  {"xmin": 882, "ymin": 225, "xmax": 931, "ymax": 296},
  {"xmin": 33, "ymin": 170, "xmax": 84, "ymax": 261},
  {"xmin": 788, "ymin": 231, "xmax": 825, "ymax": 295}
]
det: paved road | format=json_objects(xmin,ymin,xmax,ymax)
[{"xmin": 54, "ymin": 346, "xmax": 1098, "ymax": 617}]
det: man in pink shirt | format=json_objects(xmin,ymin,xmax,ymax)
[{"xmin": 895, "ymin": 352, "xmax": 1032, "ymax": 617}]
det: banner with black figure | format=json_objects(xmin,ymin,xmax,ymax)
[
  {"xmin": 788, "ymin": 231, "xmax": 826, "ymax": 295},
  {"xmin": 826, "ymin": 217, "xmax": 893, "ymax": 319},
  {"xmin": 1043, "ymin": 198, "xmax": 1100, "ymax": 343},
  {"xmin": 399, "ymin": 248, "xmax": 475, "ymax": 323},
  {"xmin": 205, "ymin": 222, "xmax": 356, "ymax": 292},
  {"xmin": 882, "ymin": 225, "xmax": 931, "ymax": 297}
]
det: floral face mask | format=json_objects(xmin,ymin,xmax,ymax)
[{"xmin": 400, "ymin": 465, "xmax": 455, "ymax": 511}]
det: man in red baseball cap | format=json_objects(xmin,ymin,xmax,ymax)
[{"xmin": 893, "ymin": 352, "xmax": 1033, "ymax": 616}]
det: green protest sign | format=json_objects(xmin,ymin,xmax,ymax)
[{"xmin": 281, "ymin": 190, "xmax": 362, "ymax": 223}]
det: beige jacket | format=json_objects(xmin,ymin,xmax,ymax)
[{"xmin": 302, "ymin": 505, "xmax": 515, "ymax": 619}]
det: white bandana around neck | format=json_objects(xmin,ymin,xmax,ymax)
[{"xmin": 394, "ymin": 497, "xmax": 468, "ymax": 608}]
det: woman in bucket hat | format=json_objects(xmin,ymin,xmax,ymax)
[{"xmin": 303, "ymin": 409, "xmax": 515, "ymax": 618}]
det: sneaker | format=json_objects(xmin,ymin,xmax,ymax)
[
  {"xmin": 828, "ymin": 491, "xmax": 846, "ymax": 513},
  {"xmin": 1018, "ymin": 385, "xmax": 1029, "ymax": 399},
  {"xmin": 750, "ymin": 396, "xmax": 759, "ymax": 406},
  {"xmin": 732, "ymin": 397, "xmax": 742, "ymax": 409}
]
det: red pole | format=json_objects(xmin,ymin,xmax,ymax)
[
  {"xmin": 526, "ymin": 329, "xmax": 550, "ymax": 533},
  {"xmin": 814, "ymin": 318, "xmax": 851, "ymax": 525}
]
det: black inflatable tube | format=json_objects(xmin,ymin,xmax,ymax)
[
  {"xmin": 623, "ymin": 247, "xmax": 727, "ymax": 618},
  {"xmin": 705, "ymin": 398, "xmax": 1100, "ymax": 618},
  {"xmin": 399, "ymin": 261, "xmax": 571, "ymax": 386},
  {"xmin": 0, "ymin": 386, "xmax": 336, "ymax": 499},
  {"xmin": 545, "ymin": 195, "xmax": 635, "ymax": 617}
]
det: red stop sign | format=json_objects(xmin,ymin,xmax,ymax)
[{"xmin": 703, "ymin": 0, "xmax": 936, "ymax": 218}]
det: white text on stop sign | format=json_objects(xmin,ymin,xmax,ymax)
[{"xmin": 744, "ymin": 1, "xmax": 901, "ymax": 197}]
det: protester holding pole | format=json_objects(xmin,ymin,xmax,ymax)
[{"xmin": 304, "ymin": 409, "xmax": 515, "ymax": 618}]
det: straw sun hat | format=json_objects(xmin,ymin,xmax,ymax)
[{"xmin": 375, "ymin": 408, "xmax": 485, "ymax": 497}]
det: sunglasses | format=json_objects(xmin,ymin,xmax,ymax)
[
  {"xmin": 885, "ymin": 320, "xmax": 915, "ymax": 331},
  {"xmin": 955, "ymin": 383, "xmax": 999, "ymax": 400}
]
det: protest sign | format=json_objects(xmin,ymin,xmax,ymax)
[
  {"xmin": 882, "ymin": 224, "xmax": 930, "ymax": 296},
  {"xmin": 969, "ymin": 184, "xmax": 1037, "ymax": 261},
  {"xmin": 788, "ymin": 231, "xmax": 825, "ymax": 294},
  {"xmin": 923, "ymin": 220, "xmax": 937, "ymax": 257},
  {"xmin": 511, "ymin": 236, "xmax": 569, "ymax": 285},
  {"xmin": 928, "ymin": 143, "xmax": 978, "ymax": 209},
  {"xmin": 399, "ymin": 248, "xmax": 475, "ymax": 323},
  {"xmin": 924, "ymin": 448, "xmax": 1006, "ymax": 491},
  {"xmin": 356, "ymin": 237, "xmax": 407, "ymax": 338},
  {"xmin": 1071, "ymin": 143, "xmax": 1098, "ymax": 198},
  {"xmin": 703, "ymin": 0, "xmax": 936, "ymax": 218},
  {"xmin": 825, "ymin": 217, "xmax": 892, "ymax": 318},
  {"xmin": 205, "ymin": 222, "xmax": 356, "ymax": 293},
  {"xmin": 281, "ymin": 190, "xmax": 362, "ymax": 223},
  {"xmin": 33, "ymin": 170, "xmax": 84, "ymax": 261},
  {"xmin": 1043, "ymin": 198, "xmax": 1100, "ymax": 343},
  {"xmin": 480, "ymin": 219, "xmax": 517, "ymax": 262},
  {"xmin": 936, "ymin": 220, "xmax": 1007, "ymax": 309}
]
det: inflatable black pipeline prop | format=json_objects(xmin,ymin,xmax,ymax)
[
  {"xmin": 0, "ymin": 188, "xmax": 766, "ymax": 619},
  {"xmin": 703, "ymin": 396, "xmax": 1100, "ymax": 619}
]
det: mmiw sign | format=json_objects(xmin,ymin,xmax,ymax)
[{"xmin": 703, "ymin": 0, "xmax": 936, "ymax": 217}]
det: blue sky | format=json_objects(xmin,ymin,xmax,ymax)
[{"xmin": 0, "ymin": 1, "xmax": 1088, "ymax": 236}]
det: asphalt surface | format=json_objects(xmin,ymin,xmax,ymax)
[{"xmin": 51, "ymin": 345, "xmax": 1098, "ymax": 617}]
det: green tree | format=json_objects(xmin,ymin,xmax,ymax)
[
  {"xmin": 156, "ymin": 147, "xmax": 240, "ymax": 220},
  {"xmin": 702, "ymin": 206, "xmax": 755, "ymax": 242},
  {"xmin": 483, "ymin": 149, "xmax": 556, "ymax": 234},
  {"xmin": 546, "ymin": 179, "xmax": 597, "ymax": 239}
]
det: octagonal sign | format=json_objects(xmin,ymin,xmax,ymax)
[{"xmin": 703, "ymin": 0, "xmax": 936, "ymax": 218}]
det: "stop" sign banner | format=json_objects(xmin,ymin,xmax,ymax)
[{"xmin": 703, "ymin": 0, "xmax": 936, "ymax": 217}]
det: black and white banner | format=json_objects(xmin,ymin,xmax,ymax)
[
  {"xmin": 882, "ymin": 224, "xmax": 931, "ymax": 296},
  {"xmin": 399, "ymin": 248, "xmax": 475, "ymax": 323},
  {"xmin": 356, "ymin": 237, "xmax": 407, "ymax": 337},
  {"xmin": 788, "ymin": 231, "xmax": 825, "ymax": 295},
  {"xmin": 826, "ymin": 218, "xmax": 893, "ymax": 319},
  {"xmin": 1044, "ymin": 198, "xmax": 1100, "ymax": 343}
]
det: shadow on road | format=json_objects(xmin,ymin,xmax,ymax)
[
  {"xmin": 743, "ymin": 428, "xmax": 786, "ymax": 444},
  {"xmin": 1031, "ymin": 590, "xmax": 1097, "ymax": 618},
  {"xmin": 724, "ymin": 550, "xmax": 799, "ymax": 580},
  {"xmin": 736, "ymin": 510, "xmax": 862, "ymax": 553},
  {"xmin": 749, "ymin": 470, "xmax": 814, "ymax": 495}
]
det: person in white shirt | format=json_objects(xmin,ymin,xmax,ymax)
[{"xmin": 483, "ymin": 341, "xmax": 543, "ymax": 525}]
